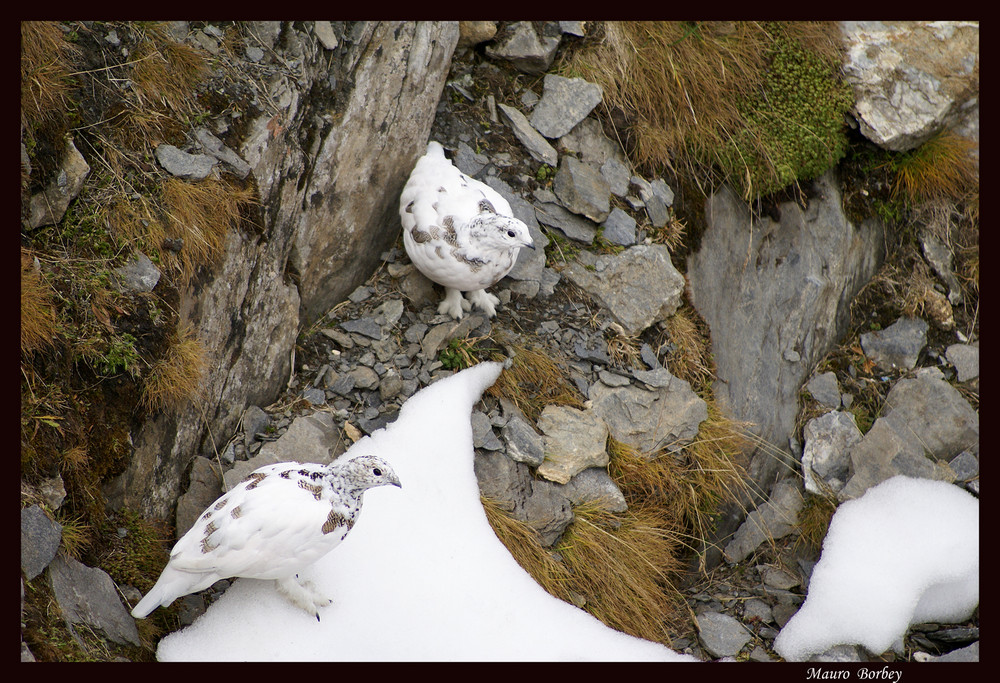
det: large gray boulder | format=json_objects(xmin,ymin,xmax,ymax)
[
  {"xmin": 687, "ymin": 173, "xmax": 884, "ymax": 494},
  {"xmin": 840, "ymin": 21, "xmax": 979, "ymax": 152},
  {"xmin": 106, "ymin": 22, "xmax": 459, "ymax": 520}
]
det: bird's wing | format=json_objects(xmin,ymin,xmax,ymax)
[{"xmin": 167, "ymin": 463, "xmax": 338, "ymax": 579}]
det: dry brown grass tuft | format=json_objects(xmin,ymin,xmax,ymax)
[
  {"xmin": 657, "ymin": 304, "xmax": 715, "ymax": 394},
  {"xmin": 21, "ymin": 21, "xmax": 79, "ymax": 131},
  {"xmin": 887, "ymin": 131, "xmax": 979, "ymax": 206},
  {"xmin": 161, "ymin": 178, "xmax": 257, "ymax": 281},
  {"xmin": 794, "ymin": 493, "xmax": 838, "ymax": 552},
  {"xmin": 487, "ymin": 342, "xmax": 585, "ymax": 421},
  {"xmin": 21, "ymin": 249, "xmax": 58, "ymax": 354},
  {"xmin": 130, "ymin": 29, "xmax": 209, "ymax": 122},
  {"xmin": 555, "ymin": 503, "xmax": 687, "ymax": 641},
  {"xmin": 142, "ymin": 323, "xmax": 207, "ymax": 412},
  {"xmin": 565, "ymin": 21, "xmax": 848, "ymax": 198}
]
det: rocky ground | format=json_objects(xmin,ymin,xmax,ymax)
[
  {"xmin": 22, "ymin": 21, "xmax": 978, "ymax": 662},
  {"xmin": 162, "ymin": 38, "xmax": 979, "ymax": 661}
]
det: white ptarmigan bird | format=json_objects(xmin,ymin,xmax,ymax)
[
  {"xmin": 399, "ymin": 141, "xmax": 535, "ymax": 319},
  {"xmin": 130, "ymin": 455, "xmax": 401, "ymax": 621}
]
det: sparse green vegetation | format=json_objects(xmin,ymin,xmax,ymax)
[{"xmin": 566, "ymin": 21, "xmax": 851, "ymax": 200}]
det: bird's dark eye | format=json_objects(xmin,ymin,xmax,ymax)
[
  {"xmin": 373, "ymin": 467, "xmax": 382, "ymax": 476},
  {"xmin": 507, "ymin": 230, "xmax": 516, "ymax": 238}
]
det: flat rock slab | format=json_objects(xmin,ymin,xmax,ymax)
[
  {"xmin": 563, "ymin": 244, "xmax": 685, "ymax": 336},
  {"xmin": 536, "ymin": 405, "xmax": 609, "ymax": 484},
  {"xmin": 589, "ymin": 374, "xmax": 707, "ymax": 455},
  {"xmin": 529, "ymin": 73, "xmax": 603, "ymax": 139}
]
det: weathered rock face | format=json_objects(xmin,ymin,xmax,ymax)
[
  {"xmin": 687, "ymin": 172, "xmax": 884, "ymax": 493},
  {"xmin": 840, "ymin": 21, "xmax": 979, "ymax": 151},
  {"xmin": 106, "ymin": 21, "xmax": 460, "ymax": 520}
]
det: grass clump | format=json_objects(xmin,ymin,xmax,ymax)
[
  {"xmin": 795, "ymin": 494, "xmax": 838, "ymax": 552},
  {"xmin": 21, "ymin": 249, "xmax": 59, "ymax": 354},
  {"xmin": 884, "ymin": 130, "xmax": 979, "ymax": 206},
  {"xmin": 161, "ymin": 177, "xmax": 257, "ymax": 282},
  {"xmin": 142, "ymin": 323, "xmax": 207, "ymax": 412},
  {"xmin": 487, "ymin": 342, "xmax": 585, "ymax": 421},
  {"xmin": 566, "ymin": 21, "xmax": 852, "ymax": 200}
]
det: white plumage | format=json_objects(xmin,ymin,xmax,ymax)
[
  {"xmin": 399, "ymin": 141, "xmax": 535, "ymax": 319},
  {"xmin": 131, "ymin": 455, "xmax": 401, "ymax": 621}
]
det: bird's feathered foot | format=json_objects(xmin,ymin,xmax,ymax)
[
  {"xmin": 438, "ymin": 287, "xmax": 471, "ymax": 320},
  {"xmin": 276, "ymin": 574, "xmax": 332, "ymax": 622},
  {"xmin": 466, "ymin": 289, "xmax": 500, "ymax": 318}
]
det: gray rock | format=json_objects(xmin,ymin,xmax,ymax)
[
  {"xmin": 801, "ymin": 410, "xmax": 863, "ymax": 495},
  {"xmin": 697, "ymin": 611, "xmax": 752, "ymax": 658},
  {"xmin": 921, "ymin": 232, "xmax": 964, "ymax": 304},
  {"xmin": 598, "ymin": 370, "xmax": 631, "ymax": 387},
  {"xmin": 457, "ymin": 21, "xmax": 497, "ymax": 49},
  {"xmin": 242, "ymin": 405, "xmax": 270, "ymax": 449},
  {"xmin": 529, "ymin": 74, "xmax": 603, "ymax": 139},
  {"xmin": 916, "ymin": 641, "xmax": 979, "ymax": 662},
  {"xmin": 114, "ymin": 253, "xmax": 161, "ymax": 292},
  {"xmin": 313, "ymin": 21, "xmax": 339, "ymax": 50},
  {"xmin": 559, "ymin": 467, "xmax": 627, "ymax": 513},
  {"xmin": 687, "ymin": 173, "xmax": 884, "ymax": 496},
  {"xmin": 534, "ymin": 201, "xmax": 598, "ymax": 244},
  {"xmin": 379, "ymin": 370, "xmax": 403, "ymax": 401},
  {"xmin": 590, "ymin": 373, "xmax": 707, "ymax": 455},
  {"xmin": 453, "ymin": 141, "xmax": 490, "ymax": 176},
  {"xmin": 501, "ymin": 414, "xmax": 546, "ymax": 467},
  {"xmin": 650, "ymin": 178, "xmax": 674, "ymax": 207},
  {"xmin": 498, "ymin": 103, "xmax": 558, "ymax": 166},
  {"xmin": 175, "ymin": 456, "xmax": 223, "ymax": 538},
  {"xmin": 724, "ymin": 478, "xmax": 804, "ymax": 563},
  {"xmin": 600, "ymin": 158, "xmax": 631, "ymax": 196},
  {"xmin": 376, "ymin": 299, "xmax": 405, "ymax": 327},
  {"xmin": 601, "ymin": 208, "xmax": 637, "ymax": 246},
  {"xmin": 839, "ymin": 370, "xmax": 978, "ymax": 500},
  {"xmin": 806, "ymin": 372, "xmax": 842, "ymax": 408},
  {"xmin": 743, "ymin": 598, "xmax": 774, "ymax": 624},
  {"xmin": 193, "ymin": 127, "xmax": 251, "ymax": 179},
  {"xmin": 340, "ymin": 317, "xmax": 383, "ymax": 340},
  {"xmin": 485, "ymin": 21, "xmax": 560, "ymax": 74},
  {"xmin": 840, "ymin": 21, "xmax": 980, "ymax": 151},
  {"xmin": 553, "ymin": 156, "xmax": 611, "ymax": 222},
  {"xmin": 536, "ymin": 405, "xmax": 609, "ymax": 484},
  {"xmin": 559, "ymin": 21, "xmax": 586, "ymax": 36},
  {"xmin": 640, "ymin": 343, "xmax": 661, "ymax": 370},
  {"xmin": 245, "ymin": 46, "xmax": 264, "ymax": 62},
  {"xmin": 48, "ymin": 555, "xmax": 140, "ymax": 646},
  {"xmin": 420, "ymin": 315, "xmax": 486, "ymax": 358},
  {"xmin": 573, "ymin": 334, "xmax": 611, "ymax": 365},
  {"xmin": 21, "ymin": 505, "xmax": 62, "ymax": 581},
  {"xmin": 563, "ymin": 245, "xmax": 686, "ymax": 336},
  {"xmin": 860, "ymin": 316, "xmax": 928, "ymax": 371},
  {"xmin": 474, "ymin": 450, "xmax": 573, "ymax": 546},
  {"xmin": 471, "ymin": 411, "xmax": 502, "ymax": 451},
  {"xmin": 946, "ymin": 343, "xmax": 979, "ymax": 381},
  {"xmin": 38, "ymin": 475, "xmax": 67, "ymax": 510},
  {"xmin": 28, "ymin": 138, "xmax": 91, "ymax": 228},
  {"xmin": 559, "ymin": 118, "xmax": 623, "ymax": 166},
  {"xmin": 154, "ymin": 143, "xmax": 217, "ymax": 180},
  {"xmin": 761, "ymin": 566, "xmax": 801, "ymax": 590},
  {"xmin": 809, "ymin": 644, "xmax": 866, "ymax": 662},
  {"xmin": 327, "ymin": 371, "xmax": 356, "ymax": 396},
  {"xmin": 949, "ymin": 449, "xmax": 979, "ymax": 481},
  {"xmin": 631, "ymin": 367, "xmax": 674, "ymax": 389},
  {"xmin": 301, "ymin": 387, "xmax": 326, "ymax": 404},
  {"xmin": 349, "ymin": 366, "xmax": 380, "ymax": 390}
]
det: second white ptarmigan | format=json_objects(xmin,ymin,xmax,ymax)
[
  {"xmin": 130, "ymin": 455, "xmax": 401, "ymax": 621},
  {"xmin": 400, "ymin": 141, "xmax": 535, "ymax": 319}
]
